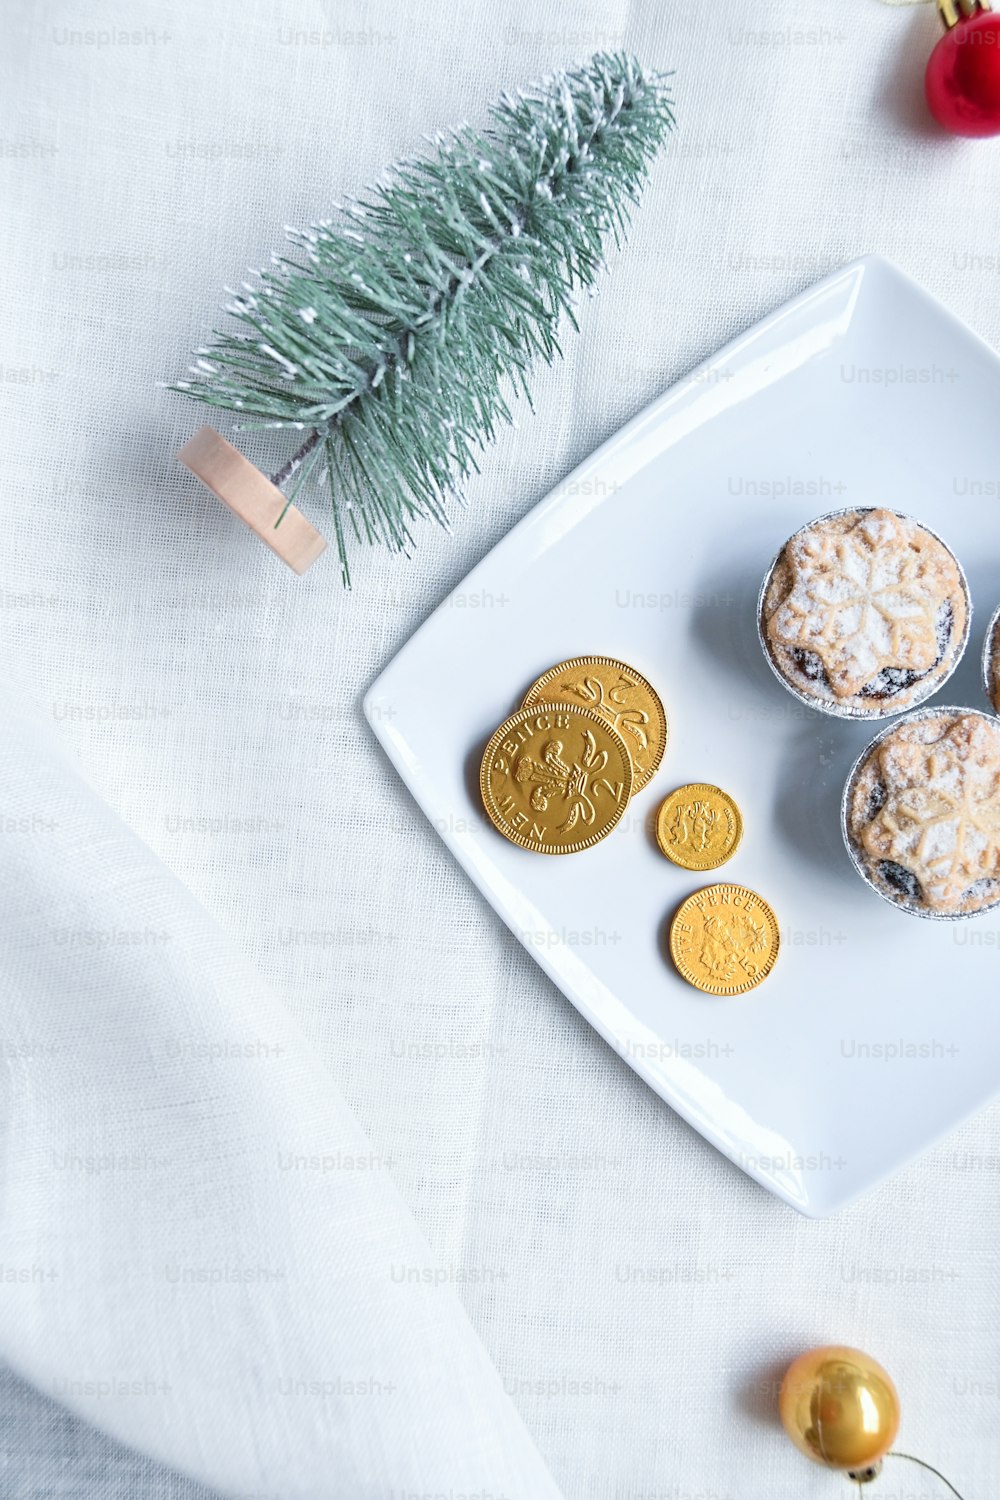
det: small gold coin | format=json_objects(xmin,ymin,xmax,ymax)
[
  {"xmin": 656, "ymin": 784, "xmax": 743, "ymax": 871},
  {"xmin": 521, "ymin": 656, "xmax": 667, "ymax": 793},
  {"xmin": 480, "ymin": 702, "xmax": 633, "ymax": 855},
  {"xmin": 669, "ymin": 884, "xmax": 779, "ymax": 996}
]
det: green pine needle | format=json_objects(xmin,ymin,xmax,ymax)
[{"xmin": 171, "ymin": 52, "xmax": 675, "ymax": 584}]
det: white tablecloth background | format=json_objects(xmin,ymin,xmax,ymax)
[{"xmin": 2, "ymin": 0, "xmax": 998, "ymax": 1494}]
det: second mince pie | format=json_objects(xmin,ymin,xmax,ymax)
[
  {"xmin": 843, "ymin": 708, "xmax": 1000, "ymax": 918},
  {"xmin": 759, "ymin": 507, "xmax": 970, "ymax": 719},
  {"xmin": 984, "ymin": 603, "xmax": 1000, "ymax": 716}
]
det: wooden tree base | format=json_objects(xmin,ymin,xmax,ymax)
[{"xmin": 177, "ymin": 427, "xmax": 327, "ymax": 575}]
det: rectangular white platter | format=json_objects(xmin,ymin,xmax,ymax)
[{"xmin": 365, "ymin": 256, "xmax": 1000, "ymax": 1216}]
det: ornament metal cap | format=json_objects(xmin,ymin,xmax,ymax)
[
  {"xmin": 938, "ymin": 0, "xmax": 991, "ymax": 30},
  {"xmin": 177, "ymin": 426, "xmax": 327, "ymax": 575}
]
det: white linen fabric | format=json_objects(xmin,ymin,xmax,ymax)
[
  {"xmin": 1, "ymin": 0, "xmax": 998, "ymax": 1496},
  {"xmin": 0, "ymin": 683, "xmax": 562, "ymax": 1500}
]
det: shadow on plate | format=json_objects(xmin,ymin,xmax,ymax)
[
  {"xmin": 656, "ymin": 897, "xmax": 688, "ymax": 974},
  {"xmin": 463, "ymin": 733, "xmax": 495, "ymax": 822},
  {"xmin": 770, "ymin": 723, "xmax": 868, "ymax": 879},
  {"xmin": 688, "ymin": 559, "xmax": 777, "ymax": 701}
]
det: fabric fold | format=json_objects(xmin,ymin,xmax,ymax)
[{"xmin": 0, "ymin": 685, "xmax": 561, "ymax": 1500}]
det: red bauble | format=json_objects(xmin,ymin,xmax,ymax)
[{"xmin": 926, "ymin": 5, "xmax": 1000, "ymax": 137}]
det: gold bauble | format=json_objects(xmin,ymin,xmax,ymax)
[{"xmin": 778, "ymin": 1346, "xmax": 900, "ymax": 1472}]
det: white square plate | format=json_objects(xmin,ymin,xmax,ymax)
[{"xmin": 365, "ymin": 256, "xmax": 1000, "ymax": 1216}]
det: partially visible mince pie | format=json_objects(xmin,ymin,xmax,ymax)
[
  {"xmin": 984, "ymin": 603, "xmax": 1000, "ymax": 716},
  {"xmin": 759, "ymin": 508, "xmax": 970, "ymax": 719},
  {"xmin": 843, "ymin": 708, "xmax": 1000, "ymax": 919}
]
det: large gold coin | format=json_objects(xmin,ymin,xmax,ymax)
[
  {"xmin": 656, "ymin": 784, "xmax": 743, "ymax": 871},
  {"xmin": 480, "ymin": 702, "xmax": 633, "ymax": 854},
  {"xmin": 669, "ymin": 884, "xmax": 779, "ymax": 996},
  {"xmin": 521, "ymin": 656, "xmax": 667, "ymax": 793}
]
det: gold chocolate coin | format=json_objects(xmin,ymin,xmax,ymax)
[
  {"xmin": 521, "ymin": 656, "xmax": 667, "ymax": 793},
  {"xmin": 669, "ymin": 884, "xmax": 779, "ymax": 996},
  {"xmin": 656, "ymin": 784, "xmax": 743, "ymax": 871},
  {"xmin": 480, "ymin": 702, "xmax": 633, "ymax": 855}
]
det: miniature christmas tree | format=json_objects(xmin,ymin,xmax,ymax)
[{"xmin": 172, "ymin": 52, "xmax": 674, "ymax": 581}]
